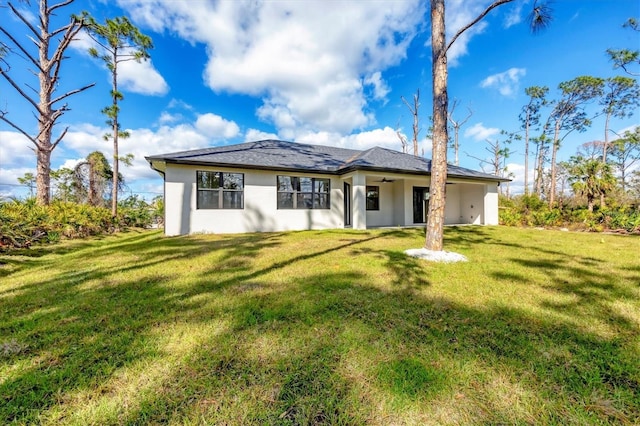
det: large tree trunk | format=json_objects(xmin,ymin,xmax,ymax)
[
  {"xmin": 425, "ymin": 0, "xmax": 448, "ymax": 251},
  {"xmin": 36, "ymin": 0, "xmax": 53, "ymax": 205},
  {"xmin": 35, "ymin": 147, "xmax": 52, "ymax": 204}
]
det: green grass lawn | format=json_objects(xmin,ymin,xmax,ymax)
[{"xmin": 1, "ymin": 226, "xmax": 638, "ymax": 425}]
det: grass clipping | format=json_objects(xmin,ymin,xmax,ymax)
[{"xmin": 404, "ymin": 248, "xmax": 468, "ymax": 263}]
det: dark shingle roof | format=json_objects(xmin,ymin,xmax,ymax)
[{"xmin": 146, "ymin": 139, "xmax": 508, "ymax": 182}]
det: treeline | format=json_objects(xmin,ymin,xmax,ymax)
[
  {"xmin": 0, "ymin": 196, "xmax": 163, "ymax": 250},
  {"xmin": 499, "ymin": 125, "xmax": 640, "ymax": 233},
  {"xmin": 1, "ymin": 151, "xmax": 163, "ymax": 250},
  {"xmin": 500, "ymin": 194, "xmax": 640, "ymax": 233}
]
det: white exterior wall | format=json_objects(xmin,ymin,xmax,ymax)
[
  {"xmin": 164, "ymin": 164, "xmax": 343, "ymax": 235},
  {"xmin": 444, "ymin": 184, "xmax": 461, "ymax": 224},
  {"xmin": 161, "ymin": 163, "xmax": 502, "ymax": 235},
  {"xmin": 392, "ymin": 180, "xmax": 405, "ymax": 226},
  {"xmin": 352, "ymin": 173, "xmax": 367, "ymax": 230},
  {"xmin": 484, "ymin": 183, "xmax": 499, "ymax": 225},
  {"xmin": 459, "ymin": 184, "xmax": 485, "ymax": 225},
  {"xmin": 365, "ymin": 178, "xmax": 396, "ymax": 227}
]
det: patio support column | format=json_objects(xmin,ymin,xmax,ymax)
[
  {"xmin": 484, "ymin": 183, "xmax": 499, "ymax": 225},
  {"xmin": 352, "ymin": 173, "xmax": 367, "ymax": 230}
]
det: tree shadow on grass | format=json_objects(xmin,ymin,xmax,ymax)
[
  {"xmin": 443, "ymin": 225, "xmax": 493, "ymax": 248},
  {"xmin": 0, "ymin": 230, "xmax": 288, "ymax": 423},
  {"xmin": 115, "ymin": 268, "xmax": 638, "ymax": 425},
  {"xmin": 1, "ymin": 228, "xmax": 638, "ymax": 425}
]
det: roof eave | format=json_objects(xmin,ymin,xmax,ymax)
[
  {"xmin": 340, "ymin": 164, "xmax": 507, "ymax": 183},
  {"xmin": 160, "ymin": 158, "xmax": 341, "ymax": 175},
  {"xmin": 154, "ymin": 157, "xmax": 508, "ymax": 183}
]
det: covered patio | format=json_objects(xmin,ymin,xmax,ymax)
[{"xmin": 340, "ymin": 171, "xmax": 499, "ymax": 230}]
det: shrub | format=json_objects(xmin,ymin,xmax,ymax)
[
  {"xmin": 500, "ymin": 194, "xmax": 640, "ymax": 233},
  {"xmin": 0, "ymin": 200, "xmax": 120, "ymax": 250}
]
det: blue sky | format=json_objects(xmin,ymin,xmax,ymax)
[{"xmin": 1, "ymin": 0, "xmax": 639, "ymax": 199}]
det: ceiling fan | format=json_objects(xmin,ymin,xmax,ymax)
[{"xmin": 374, "ymin": 177, "xmax": 396, "ymax": 183}]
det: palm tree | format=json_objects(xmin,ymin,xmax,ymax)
[{"xmin": 567, "ymin": 156, "xmax": 615, "ymax": 212}]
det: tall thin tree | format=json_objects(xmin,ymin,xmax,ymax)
[
  {"xmin": 598, "ymin": 76, "xmax": 640, "ymax": 207},
  {"xmin": 0, "ymin": 0, "xmax": 94, "ymax": 205},
  {"xmin": 426, "ymin": 0, "xmax": 552, "ymax": 251},
  {"xmin": 609, "ymin": 126, "xmax": 640, "ymax": 193},
  {"xmin": 519, "ymin": 86, "xmax": 548, "ymax": 195},
  {"xmin": 607, "ymin": 18, "xmax": 639, "ymax": 76},
  {"xmin": 85, "ymin": 16, "xmax": 152, "ymax": 218},
  {"xmin": 547, "ymin": 76, "xmax": 604, "ymax": 207}
]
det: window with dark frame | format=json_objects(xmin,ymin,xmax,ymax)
[
  {"xmin": 366, "ymin": 186, "xmax": 380, "ymax": 210},
  {"xmin": 196, "ymin": 171, "xmax": 244, "ymax": 209},
  {"xmin": 277, "ymin": 176, "xmax": 330, "ymax": 209}
]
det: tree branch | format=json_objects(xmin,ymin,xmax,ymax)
[
  {"xmin": 0, "ymin": 26, "xmax": 42, "ymax": 72},
  {"xmin": 51, "ymin": 126, "xmax": 69, "ymax": 150},
  {"xmin": 48, "ymin": 0, "xmax": 75, "ymax": 15},
  {"xmin": 7, "ymin": 2, "xmax": 43, "ymax": 42},
  {"xmin": 0, "ymin": 69, "xmax": 41, "ymax": 112},
  {"xmin": 0, "ymin": 113, "xmax": 38, "ymax": 146},
  {"xmin": 446, "ymin": 0, "xmax": 514, "ymax": 54},
  {"xmin": 50, "ymin": 23, "xmax": 86, "ymax": 83},
  {"xmin": 50, "ymin": 82, "xmax": 96, "ymax": 106}
]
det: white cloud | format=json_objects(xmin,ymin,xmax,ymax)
[
  {"xmin": 0, "ymin": 166, "xmax": 34, "ymax": 199},
  {"xmin": 0, "ymin": 131, "xmax": 34, "ymax": 168},
  {"xmin": 480, "ymin": 67, "xmax": 526, "ymax": 96},
  {"xmin": 58, "ymin": 158, "xmax": 83, "ymax": 171},
  {"xmin": 61, "ymin": 113, "xmax": 241, "ymax": 184},
  {"xmin": 292, "ymin": 126, "xmax": 433, "ymax": 155},
  {"xmin": 157, "ymin": 111, "xmax": 181, "ymax": 125},
  {"xmin": 364, "ymin": 72, "xmax": 391, "ymax": 102},
  {"xmin": 119, "ymin": 59, "xmax": 169, "ymax": 96},
  {"xmin": 119, "ymin": 0, "xmax": 423, "ymax": 134},
  {"xmin": 503, "ymin": 1, "xmax": 527, "ymax": 28},
  {"xmin": 71, "ymin": 31, "xmax": 169, "ymax": 96},
  {"xmin": 167, "ymin": 99, "xmax": 194, "ymax": 111},
  {"xmin": 464, "ymin": 122, "xmax": 500, "ymax": 141},
  {"xmin": 244, "ymin": 129, "xmax": 279, "ymax": 142},
  {"xmin": 195, "ymin": 113, "xmax": 240, "ymax": 138}
]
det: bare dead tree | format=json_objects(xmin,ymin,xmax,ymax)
[
  {"xmin": 0, "ymin": 0, "xmax": 95, "ymax": 204},
  {"xmin": 395, "ymin": 121, "xmax": 409, "ymax": 154},
  {"xmin": 577, "ymin": 140, "xmax": 605, "ymax": 161},
  {"xmin": 401, "ymin": 89, "xmax": 420, "ymax": 156},
  {"xmin": 447, "ymin": 99, "xmax": 472, "ymax": 166}
]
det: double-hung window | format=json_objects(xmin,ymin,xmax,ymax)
[
  {"xmin": 366, "ymin": 186, "xmax": 380, "ymax": 210},
  {"xmin": 196, "ymin": 171, "xmax": 244, "ymax": 209},
  {"xmin": 277, "ymin": 176, "xmax": 330, "ymax": 209}
]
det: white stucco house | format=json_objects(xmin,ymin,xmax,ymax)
[{"xmin": 146, "ymin": 140, "xmax": 508, "ymax": 236}]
